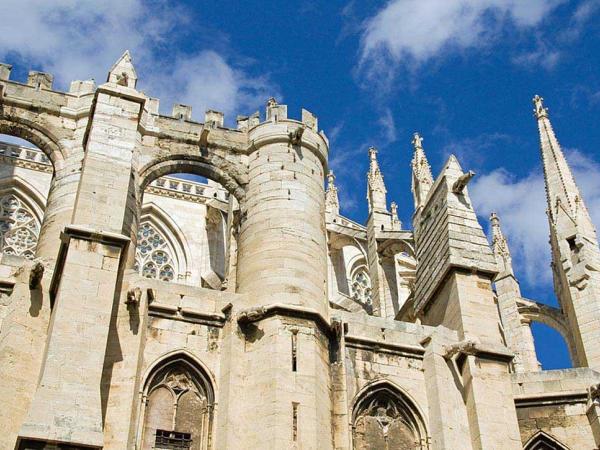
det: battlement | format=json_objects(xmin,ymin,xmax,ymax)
[{"xmin": 0, "ymin": 55, "xmax": 327, "ymax": 143}]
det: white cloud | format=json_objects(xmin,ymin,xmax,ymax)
[
  {"xmin": 358, "ymin": 0, "xmax": 563, "ymax": 84},
  {"xmin": 512, "ymin": 41, "xmax": 561, "ymax": 70},
  {"xmin": 0, "ymin": 0, "xmax": 275, "ymax": 122},
  {"xmin": 377, "ymin": 108, "xmax": 397, "ymax": 144},
  {"xmin": 470, "ymin": 149, "xmax": 600, "ymax": 288}
]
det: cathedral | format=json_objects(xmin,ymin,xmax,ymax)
[{"xmin": 1, "ymin": 51, "xmax": 599, "ymax": 450}]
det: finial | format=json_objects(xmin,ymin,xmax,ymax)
[
  {"xmin": 325, "ymin": 170, "xmax": 340, "ymax": 215},
  {"xmin": 490, "ymin": 211, "xmax": 500, "ymax": 227},
  {"xmin": 327, "ymin": 170, "xmax": 336, "ymax": 188},
  {"xmin": 489, "ymin": 211, "xmax": 512, "ymax": 263},
  {"xmin": 267, "ymin": 97, "xmax": 278, "ymax": 107},
  {"xmin": 108, "ymin": 50, "xmax": 137, "ymax": 88},
  {"xmin": 412, "ymin": 132, "xmax": 424, "ymax": 150},
  {"xmin": 391, "ymin": 201, "xmax": 401, "ymax": 229},
  {"xmin": 369, "ymin": 146, "xmax": 378, "ymax": 159},
  {"xmin": 533, "ymin": 95, "xmax": 548, "ymax": 119}
]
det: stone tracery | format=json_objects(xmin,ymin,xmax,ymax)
[
  {"xmin": 352, "ymin": 385, "xmax": 428, "ymax": 450},
  {"xmin": 351, "ymin": 268, "xmax": 373, "ymax": 308},
  {"xmin": 141, "ymin": 358, "xmax": 214, "ymax": 450},
  {"xmin": 134, "ymin": 221, "xmax": 177, "ymax": 282},
  {"xmin": 0, "ymin": 193, "xmax": 40, "ymax": 259}
]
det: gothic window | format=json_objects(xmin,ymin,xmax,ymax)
[
  {"xmin": 0, "ymin": 194, "xmax": 40, "ymax": 259},
  {"xmin": 134, "ymin": 222, "xmax": 177, "ymax": 282},
  {"xmin": 351, "ymin": 269, "xmax": 372, "ymax": 308},
  {"xmin": 524, "ymin": 431, "xmax": 569, "ymax": 450},
  {"xmin": 141, "ymin": 358, "xmax": 214, "ymax": 450},
  {"xmin": 352, "ymin": 384, "xmax": 428, "ymax": 450}
]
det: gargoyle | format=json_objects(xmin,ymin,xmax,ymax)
[
  {"xmin": 29, "ymin": 262, "xmax": 44, "ymax": 290},
  {"xmin": 125, "ymin": 287, "xmax": 141, "ymax": 307},
  {"xmin": 452, "ymin": 170, "xmax": 475, "ymax": 194},
  {"xmin": 289, "ymin": 127, "xmax": 305, "ymax": 145}
]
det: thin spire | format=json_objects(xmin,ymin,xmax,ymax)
[
  {"xmin": 325, "ymin": 170, "xmax": 340, "ymax": 215},
  {"xmin": 490, "ymin": 212, "xmax": 513, "ymax": 275},
  {"xmin": 390, "ymin": 201, "xmax": 402, "ymax": 230},
  {"xmin": 367, "ymin": 147, "xmax": 388, "ymax": 212},
  {"xmin": 534, "ymin": 95, "xmax": 591, "ymax": 227},
  {"xmin": 411, "ymin": 132, "xmax": 434, "ymax": 210}
]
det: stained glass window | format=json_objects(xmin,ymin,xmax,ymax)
[
  {"xmin": 0, "ymin": 194, "xmax": 40, "ymax": 259},
  {"xmin": 135, "ymin": 222, "xmax": 176, "ymax": 282},
  {"xmin": 351, "ymin": 269, "xmax": 372, "ymax": 307}
]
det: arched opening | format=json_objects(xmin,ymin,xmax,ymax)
[
  {"xmin": 531, "ymin": 322, "xmax": 573, "ymax": 370},
  {"xmin": 135, "ymin": 157, "xmax": 242, "ymax": 290},
  {"xmin": 0, "ymin": 134, "xmax": 54, "ymax": 260},
  {"xmin": 524, "ymin": 431, "xmax": 569, "ymax": 449},
  {"xmin": 351, "ymin": 382, "xmax": 428, "ymax": 450},
  {"xmin": 139, "ymin": 354, "xmax": 215, "ymax": 450}
]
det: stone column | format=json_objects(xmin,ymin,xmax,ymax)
[
  {"xmin": 18, "ymin": 78, "xmax": 144, "ymax": 448},
  {"xmin": 226, "ymin": 105, "xmax": 332, "ymax": 449},
  {"xmin": 35, "ymin": 154, "xmax": 83, "ymax": 260}
]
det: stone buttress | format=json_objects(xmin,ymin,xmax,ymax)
[{"xmin": 412, "ymin": 147, "xmax": 522, "ymax": 449}]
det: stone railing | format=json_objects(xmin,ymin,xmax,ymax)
[
  {"xmin": 147, "ymin": 176, "xmax": 230, "ymax": 203},
  {"xmin": 0, "ymin": 141, "xmax": 52, "ymax": 172}
]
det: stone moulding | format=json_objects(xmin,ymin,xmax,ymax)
[
  {"xmin": 514, "ymin": 391, "xmax": 588, "ymax": 407},
  {"xmin": 344, "ymin": 334, "xmax": 425, "ymax": 360},
  {"xmin": 443, "ymin": 338, "xmax": 515, "ymax": 363},
  {"xmin": 237, "ymin": 302, "xmax": 333, "ymax": 336}
]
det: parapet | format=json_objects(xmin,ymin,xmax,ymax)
[{"xmin": 0, "ymin": 54, "xmax": 328, "ymax": 149}]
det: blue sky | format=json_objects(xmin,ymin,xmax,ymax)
[{"xmin": 3, "ymin": 0, "xmax": 600, "ymax": 369}]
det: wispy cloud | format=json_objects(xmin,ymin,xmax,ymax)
[
  {"xmin": 512, "ymin": 38, "xmax": 561, "ymax": 70},
  {"xmin": 377, "ymin": 108, "xmax": 397, "ymax": 144},
  {"xmin": 0, "ymin": 0, "xmax": 276, "ymax": 121},
  {"xmin": 470, "ymin": 149, "xmax": 600, "ymax": 290},
  {"xmin": 356, "ymin": 0, "xmax": 563, "ymax": 89},
  {"xmin": 440, "ymin": 132, "xmax": 513, "ymax": 169}
]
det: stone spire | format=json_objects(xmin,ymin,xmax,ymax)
[
  {"xmin": 411, "ymin": 132, "xmax": 434, "ymax": 211},
  {"xmin": 325, "ymin": 170, "xmax": 340, "ymax": 215},
  {"xmin": 367, "ymin": 146, "xmax": 388, "ymax": 212},
  {"xmin": 390, "ymin": 201, "xmax": 402, "ymax": 230},
  {"xmin": 534, "ymin": 95, "xmax": 600, "ymax": 369},
  {"xmin": 534, "ymin": 95, "xmax": 594, "ymax": 235},
  {"xmin": 490, "ymin": 212, "xmax": 513, "ymax": 275}
]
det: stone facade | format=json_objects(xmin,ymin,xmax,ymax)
[{"xmin": 0, "ymin": 53, "xmax": 599, "ymax": 449}]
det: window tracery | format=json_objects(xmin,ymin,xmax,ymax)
[
  {"xmin": 134, "ymin": 222, "xmax": 176, "ymax": 282},
  {"xmin": 141, "ymin": 359, "xmax": 214, "ymax": 450},
  {"xmin": 0, "ymin": 194, "xmax": 40, "ymax": 259},
  {"xmin": 351, "ymin": 269, "xmax": 372, "ymax": 307},
  {"xmin": 352, "ymin": 386, "xmax": 428, "ymax": 450}
]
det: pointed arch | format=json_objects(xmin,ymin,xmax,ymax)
[
  {"xmin": 351, "ymin": 380, "xmax": 429, "ymax": 450},
  {"xmin": 523, "ymin": 431, "xmax": 570, "ymax": 450},
  {"xmin": 135, "ymin": 202, "xmax": 192, "ymax": 283},
  {"xmin": 0, "ymin": 176, "xmax": 50, "ymax": 260},
  {"xmin": 139, "ymin": 353, "xmax": 215, "ymax": 450}
]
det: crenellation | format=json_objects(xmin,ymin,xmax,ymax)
[
  {"xmin": 172, "ymin": 103, "xmax": 192, "ymax": 121},
  {"xmin": 204, "ymin": 109, "xmax": 224, "ymax": 128},
  {"xmin": 0, "ymin": 63, "xmax": 12, "ymax": 80},
  {"xmin": 26, "ymin": 71, "xmax": 54, "ymax": 90}
]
